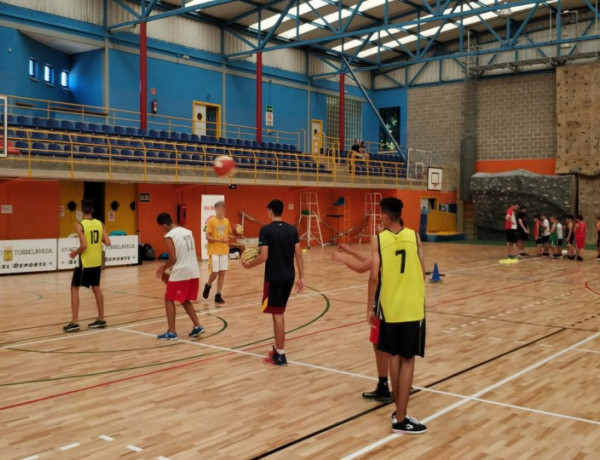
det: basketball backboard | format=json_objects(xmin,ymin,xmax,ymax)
[{"xmin": 427, "ymin": 167, "xmax": 443, "ymax": 191}]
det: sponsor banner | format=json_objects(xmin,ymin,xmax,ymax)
[
  {"xmin": 104, "ymin": 235, "xmax": 138, "ymax": 266},
  {"xmin": 57, "ymin": 237, "xmax": 80, "ymax": 270},
  {"xmin": 0, "ymin": 239, "xmax": 57, "ymax": 274},
  {"xmin": 200, "ymin": 194, "xmax": 224, "ymax": 260}
]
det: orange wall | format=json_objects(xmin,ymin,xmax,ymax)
[
  {"xmin": 137, "ymin": 183, "xmax": 457, "ymax": 255},
  {"xmin": 0, "ymin": 179, "xmax": 60, "ymax": 240},
  {"xmin": 476, "ymin": 158, "xmax": 556, "ymax": 175}
]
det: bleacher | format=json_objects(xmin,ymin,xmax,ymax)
[{"xmin": 1, "ymin": 113, "xmax": 410, "ymax": 184}]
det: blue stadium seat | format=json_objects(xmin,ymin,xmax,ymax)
[
  {"xmin": 289, "ymin": 145, "xmax": 297, "ymax": 152},
  {"xmin": 180, "ymin": 132, "xmax": 190, "ymax": 142},
  {"xmin": 48, "ymin": 133, "xmax": 62, "ymax": 141},
  {"xmin": 218, "ymin": 137, "xmax": 227, "ymax": 145},
  {"xmin": 275, "ymin": 143, "xmax": 283, "ymax": 151},
  {"xmin": 251, "ymin": 141, "xmax": 260, "ymax": 149},
  {"xmin": 235, "ymin": 139, "xmax": 244, "ymax": 147},
  {"xmin": 2, "ymin": 114, "xmax": 16, "ymax": 125},
  {"xmin": 190, "ymin": 134, "xmax": 200, "ymax": 142},
  {"xmin": 17, "ymin": 116, "xmax": 32, "ymax": 127},
  {"xmin": 136, "ymin": 128, "xmax": 148, "ymax": 138},
  {"xmin": 200, "ymin": 135, "xmax": 208, "ymax": 144},
  {"xmin": 91, "ymin": 136, "xmax": 106, "ymax": 145},
  {"xmin": 93, "ymin": 146, "xmax": 107, "ymax": 158},
  {"xmin": 119, "ymin": 149, "xmax": 133, "ymax": 160},
  {"xmin": 267, "ymin": 142, "xmax": 275, "ymax": 150},
  {"xmin": 61, "ymin": 120, "xmax": 74, "ymax": 131},
  {"xmin": 76, "ymin": 135, "xmax": 91, "ymax": 144},
  {"xmin": 46, "ymin": 119, "xmax": 60, "ymax": 130},
  {"xmin": 244, "ymin": 140, "xmax": 252, "ymax": 148},
  {"xmin": 75, "ymin": 122, "xmax": 88, "ymax": 132},
  {"xmin": 31, "ymin": 131, "xmax": 47, "ymax": 140},
  {"xmin": 133, "ymin": 150, "xmax": 145, "ymax": 162},
  {"xmin": 179, "ymin": 153, "xmax": 191, "ymax": 164},
  {"xmin": 148, "ymin": 129, "xmax": 160, "ymax": 138},
  {"xmin": 282, "ymin": 144, "xmax": 289, "ymax": 151},
  {"xmin": 87, "ymin": 123, "xmax": 100, "ymax": 133},
  {"xmin": 49, "ymin": 143, "xmax": 69, "ymax": 158},
  {"xmin": 32, "ymin": 117, "xmax": 47, "ymax": 129},
  {"xmin": 75, "ymin": 145, "xmax": 91, "ymax": 159},
  {"xmin": 169, "ymin": 132, "xmax": 180, "ymax": 141},
  {"xmin": 159, "ymin": 130, "xmax": 169, "ymax": 140},
  {"xmin": 101, "ymin": 124, "xmax": 114, "ymax": 135},
  {"xmin": 260, "ymin": 142, "xmax": 268, "ymax": 149},
  {"xmin": 191, "ymin": 154, "xmax": 202, "ymax": 164},
  {"xmin": 125, "ymin": 127, "xmax": 137, "ymax": 137},
  {"xmin": 226, "ymin": 138, "xmax": 236, "ymax": 146},
  {"xmin": 15, "ymin": 140, "xmax": 29, "ymax": 152},
  {"xmin": 146, "ymin": 150, "xmax": 158, "ymax": 161},
  {"xmin": 113, "ymin": 125, "xmax": 125, "ymax": 136},
  {"xmin": 31, "ymin": 142, "xmax": 48, "ymax": 156},
  {"xmin": 257, "ymin": 159, "xmax": 267, "ymax": 168}
]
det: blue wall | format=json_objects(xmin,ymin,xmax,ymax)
[
  {"xmin": 0, "ymin": 25, "xmax": 72, "ymax": 105},
  {"xmin": 372, "ymin": 87, "xmax": 408, "ymax": 145},
  {"xmin": 70, "ymin": 49, "xmax": 103, "ymax": 107}
]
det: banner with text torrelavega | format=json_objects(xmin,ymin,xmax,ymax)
[
  {"xmin": 200, "ymin": 194, "xmax": 225, "ymax": 261},
  {"xmin": 58, "ymin": 235, "xmax": 139, "ymax": 270},
  {"xmin": 0, "ymin": 239, "xmax": 57, "ymax": 274}
]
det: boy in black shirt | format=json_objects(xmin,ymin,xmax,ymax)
[{"xmin": 242, "ymin": 199, "xmax": 305, "ymax": 365}]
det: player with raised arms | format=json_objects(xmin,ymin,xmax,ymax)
[{"xmin": 368, "ymin": 197, "xmax": 427, "ymax": 434}]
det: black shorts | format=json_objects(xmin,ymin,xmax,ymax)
[
  {"xmin": 536, "ymin": 237, "xmax": 542, "ymax": 245},
  {"xmin": 557, "ymin": 239, "xmax": 563, "ymax": 247},
  {"xmin": 517, "ymin": 229, "xmax": 528, "ymax": 241},
  {"xmin": 568, "ymin": 234, "xmax": 575, "ymax": 245},
  {"xmin": 262, "ymin": 279, "xmax": 294, "ymax": 314},
  {"xmin": 506, "ymin": 229, "xmax": 517, "ymax": 243},
  {"xmin": 377, "ymin": 319, "xmax": 426, "ymax": 358},
  {"xmin": 72, "ymin": 266, "xmax": 101, "ymax": 288},
  {"xmin": 541, "ymin": 235, "xmax": 550, "ymax": 243}
]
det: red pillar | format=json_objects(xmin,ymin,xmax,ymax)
[
  {"xmin": 139, "ymin": 21, "xmax": 147, "ymax": 130},
  {"xmin": 256, "ymin": 52, "xmax": 263, "ymax": 143},
  {"xmin": 339, "ymin": 72, "xmax": 345, "ymax": 154}
]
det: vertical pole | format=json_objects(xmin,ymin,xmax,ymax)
[
  {"xmin": 139, "ymin": 21, "xmax": 147, "ymax": 130},
  {"xmin": 256, "ymin": 51, "xmax": 263, "ymax": 143},
  {"xmin": 339, "ymin": 72, "xmax": 345, "ymax": 155}
]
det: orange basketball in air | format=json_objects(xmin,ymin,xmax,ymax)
[{"xmin": 213, "ymin": 155, "xmax": 236, "ymax": 177}]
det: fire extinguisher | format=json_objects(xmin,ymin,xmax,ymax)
[{"xmin": 151, "ymin": 99, "xmax": 158, "ymax": 114}]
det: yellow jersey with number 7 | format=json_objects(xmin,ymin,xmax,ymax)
[
  {"xmin": 80, "ymin": 218, "xmax": 103, "ymax": 268},
  {"xmin": 377, "ymin": 228, "xmax": 425, "ymax": 323}
]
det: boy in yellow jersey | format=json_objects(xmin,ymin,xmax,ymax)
[
  {"xmin": 203, "ymin": 201, "xmax": 234, "ymax": 304},
  {"xmin": 368, "ymin": 197, "xmax": 427, "ymax": 434},
  {"xmin": 63, "ymin": 199, "xmax": 111, "ymax": 333}
]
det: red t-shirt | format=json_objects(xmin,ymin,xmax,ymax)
[
  {"xmin": 505, "ymin": 208, "xmax": 515, "ymax": 230},
  {"xmin": 575, "ymin": 222, "xmax": 587, "ymax": 238}
]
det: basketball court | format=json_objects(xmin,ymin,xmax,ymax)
[{"xmin": 1, "ymin": 243, "xmax": 599, "ymax": 459}]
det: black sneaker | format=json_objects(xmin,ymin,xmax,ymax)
[
  {"xmin": 362, "ymin": 385, "xmax": 394, "ymax": 403},
  {"xmin": 189, "ymin": 325, "xmax": 205, "ymax": 338},
  {"xmin": 88, "ymin": 319, "xmax": 107, "ymax": 329},
  {"xmin": 392, "ymin": 415, "xmax": 427, "ymax": 434},
  {"xmin": 577, "ymin": 256, "xmax": 583, "ymax": 261},
  {"xmin": 202, "ymin": 283, "xmax": 211, "ymax": 299},
  {"xmin": 264, "ymin": 346, "xmax": 287, "ymax": 366},
  {"xmin": 63, "ymin": 322, "xmax": 80, "ymax": 333},
  {"xmin": 214, "ymin": 294, "xmax": 225, "ymax": 305}
]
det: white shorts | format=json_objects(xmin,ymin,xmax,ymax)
[{"xmin": 209, "ymin": 254, "xmax": 229, "ymax": 273}]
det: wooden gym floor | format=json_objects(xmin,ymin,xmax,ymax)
[{"xmin": 0, "ymin": 242, "xmax": 599, "ymax": 459}]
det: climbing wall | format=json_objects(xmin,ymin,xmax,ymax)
[{"xmin": 556, "ymin": 63, "xmax": 600, "ymax": 175}]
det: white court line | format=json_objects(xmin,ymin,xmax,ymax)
[
  {"xmin": 157, "ymin": 457, "xmax": 171, "ymax": 460},
  {"xmin": 20, "ymin": 456, "xmax": 39, "ymax": 460},
  {"xmin": 127, "ymin": 445, "xmax": 143, "ymax": 452},
  {"xmin": 341, "ymin": 331, "xmax": 600, "ymax": 460},
  {"xmin": 99, "ymin": 434, "xmax": 114, "ymax": 442},
  {"xmin": 59, "ymin": 443, "xmax": 80, "ymax": 451},
  {"xmin": 572, "ymin": 347, "xmax": 600, "ymax": 354}
]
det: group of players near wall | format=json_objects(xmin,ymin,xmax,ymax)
[
  {"xmin": 504, "ymin": 202, "xmax": 600, "ymax": 261},
  {"xmin": 60, "ymin": 197, "xmax": 428, "ymax": 435}
]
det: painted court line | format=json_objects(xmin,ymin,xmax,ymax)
[
  {"xmin": 99, "ymin": 434, "xmax": 114, "ymax": 442},
  {"xmin": 59, "ymin": 442, "xmax": 80, "ymax": 451},
  {"xmin": 342, "ymin": 331, "xmax": 600, "ymax": 459},
  {"xmin": 127, "ymin": 445, "xmax": 143, "ymax": 452},
  {"xmin": 20, "ymin": 456, "xmax": 39, "ymax": 460},
  {"xmin": 572, "ymin": 347, "xmax": 600, "ymax": 355}
]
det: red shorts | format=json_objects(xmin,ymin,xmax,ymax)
[
  {"xmin": 575, "ymin": 236, "xmax": 586, "ymax": 249},
  {"xmin": 369, "ymin": 316, "xmax": 381, "ymax": 345},
  {"xmin": 165, "ymin": 278, "xmax": 199, "ymax": 303}
]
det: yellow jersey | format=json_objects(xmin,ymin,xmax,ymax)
[
  {"xmin": 377, "ymin": 228, "xmax": 425, "ymax": 323},
  {"xmin": 206, "ymin": 217, "xmax": 232, "ymax": 256},
  {"xmin": 80, "ymin": 218, "xmax": 103, "ymax": 268}
]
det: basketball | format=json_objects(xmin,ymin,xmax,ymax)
[
  {"xmin": 213, "ymin": 155, "xmax": 236, "ymax": 177},
  {"xmin": 241, "ymin": 247, "xmax": 259, "ymax": 263},
  {"xmin": 235, "ymin": 224, "xmax": 244, "ymax": 235},
  {"xmin": 161, "ymin": 267, "xmax": 172, "ymax": 284}
]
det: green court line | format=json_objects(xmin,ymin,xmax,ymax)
[{"xmin": 0, "ymin": 286, "xmax": 330, "ymax": 387}]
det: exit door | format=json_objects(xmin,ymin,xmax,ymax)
[{"xmin": 193, "ymin": 102, "xmax": 221, "ymax": 137}]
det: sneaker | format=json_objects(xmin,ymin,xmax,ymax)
[
  {"xmin": 63, "ymin": 322, "xmax": 80, "ymax": 333},
  {"xmin": 577, "ymin": 256, "xmax": 583, "ymax": 261},
  {"xmin": 88, "ymin": 319, "xmax": 107, "ymax": 329},
  {"xmin": 214, "ymin": 294, "xmax": 225, "ymax": 305},
  {"xmin": 202, "ymin": 283, "xmax": 211, "ymax": 299},
  {"xmin": 392, "ymin": 415, "xmax": 427, "ymax": 434},
  {"xmin": 363, "ymin": 385, "xmax": 394, "ymax": 403},
  {"xmin": 263, "ymin": 346, "xmax": 287, "ymax": 366},
  {"xmin": 189, "ymin": 325, "xmax": 205, "ymax": 338},
  {"xmin": 157, "ymin": 330, "xmax": 178, "ymax": 340}
]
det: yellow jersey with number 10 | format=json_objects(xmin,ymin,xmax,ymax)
[
  {"xmin": 377, "ymin": 228, "xmax": 425, "ymax": 323},
  {"xmin": 80, "ymin": 218, "xmax": 103, "ymax": 268}
]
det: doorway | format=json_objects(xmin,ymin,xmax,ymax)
[
  {"xmin": 193, "ymin": 101, "xmax": 221, "ymax": 137},
  {"xmin": 84, "ymin": 182, "xmax": 105, "ymax": 222},
  {"xmin": 311, "ymin": 119, "xmax": 323, "ymax": 155},
  {"xmin": 420, "ymin": 197, "xmax": 438, "ymax": 212}
]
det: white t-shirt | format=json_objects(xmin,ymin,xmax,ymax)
[
  {"xmin": 542, "ymin": 218, "xmax": 550, "ymax": 237},
  {"xmin": 165, "ymin": 226, "xmax": 200, "ymax": 281},
  {"xmin": 556, "ymin": 222, "xmax": 563, "ymax": 239}
]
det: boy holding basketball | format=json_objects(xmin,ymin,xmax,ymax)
[
  {"xmin": 63, "ymin": 199, "xmax": 111, "ymax": 333},
  {"xmin": 368, "ymin": 197, "xmax": 426, "ymax": 434},
  {"xmin": 242, "ymin": 199, "xmax": 305, "ymax": 366},
  {"xmin": 155, "ymin": 212, "xmax": 204, "ymax": 339},
  {"xmin": 203, "ymin": 201, "xmax": 235, "ymax": 304}
]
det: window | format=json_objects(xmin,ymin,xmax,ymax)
[
  {"xmin": 60, "ymin": 70, "xmax": 69, "ymax": 88},
  {"xmin": 325, "ymin": 95, "xmax": 362, "ymax": 152},
  {"xmin": 29, "ymin": 58, "xmax": 38, "ymax": 79},
  {"xmin": 378, "ymin": 107, "xmax": 401, "ymax": 150},
  {"xmin": 44, "ymin": 64, "xmax": 54, "ymax": 85}
]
